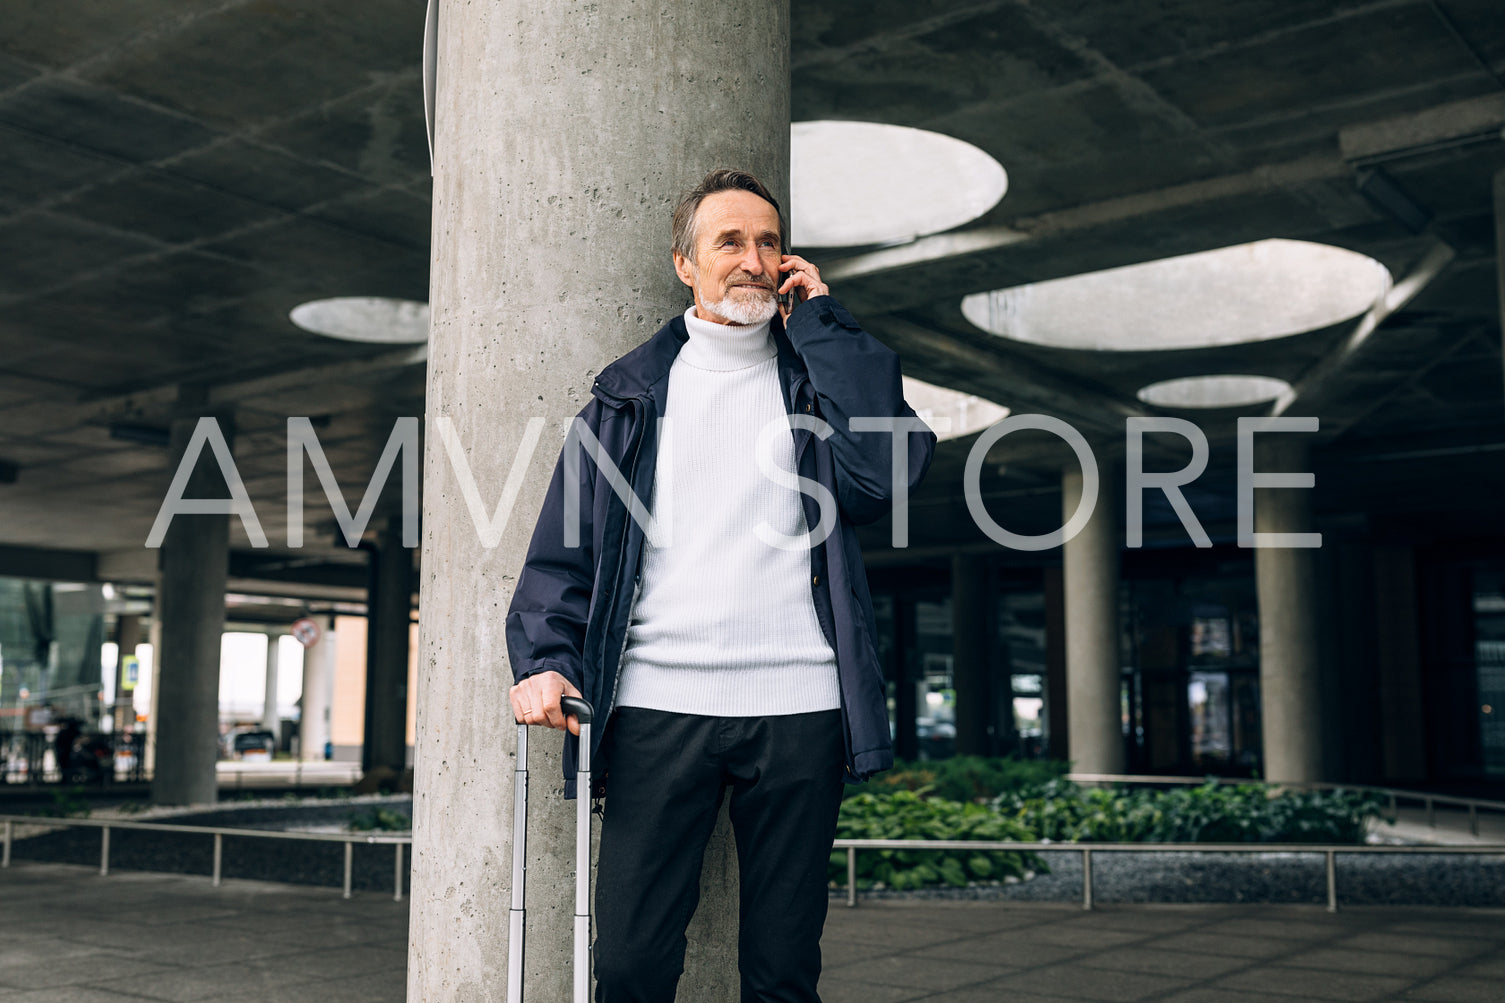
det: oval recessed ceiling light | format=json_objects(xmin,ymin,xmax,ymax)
[
  {"xmin": 290, "ymin": 297, "xmax": 429, "ymax": 344},
  {"xmin": 791, "ymin": 121, "xmax": 1007, "ymax": 248},
  {"xmin": 960, "ymin": 239, "xmax": 1390, "ymax": 351},
  {"xmin": 1137, "ymin": 375, "xmax": 1292, "ymax": 409},
  {"xmin": 902, "ymin": 376, "xmax": 1009, "ymax": 441}
]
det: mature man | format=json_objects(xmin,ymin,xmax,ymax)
[{"xmin": 506, "ymin": 168, "xmax": 935, "ymax": 1002}]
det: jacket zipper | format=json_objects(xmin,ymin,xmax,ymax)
[
  {"xmin": 595, "ymin": 394, "xmax": 650, "ymax": 740},
  {"xmin": 789, "ymin": 374, "xmax": 858, "ymax": 778}
]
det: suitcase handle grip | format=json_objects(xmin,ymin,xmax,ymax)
[
  {"xmin": 559, "ymin": 695, "xmax": 594, "ymax": 725},
  {"xmin": 511, "ymin": 695, "xmax": 594, "ymax": 727}
]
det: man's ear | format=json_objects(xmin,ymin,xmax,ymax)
[{"xmin": 672, "ymin": 250, "xmax": 695, "ymax": 289}]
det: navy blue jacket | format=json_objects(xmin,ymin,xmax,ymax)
[{"xmin": 505, "ymin": 296, "xmax": 936, "ymax": 797}]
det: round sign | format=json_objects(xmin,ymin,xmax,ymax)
[{"xmin": 290, "ymin": 617, "xmax": 322, "ymax": 648}]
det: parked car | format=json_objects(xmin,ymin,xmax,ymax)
[
  {"xmin": 63, "ymin": 734, "xmax": 115, "ymax": 785},
  {"xmin": 231, "ymin": 729, "xmax": 277, "ymax": 762},
  {"xmin": 915, "ymin": 718, "xmax": 956, "ymax": 761}
]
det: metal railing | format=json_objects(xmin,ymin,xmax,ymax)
[
  {"xmin": 831, "ymin": 838, "xmax": 1505, "ymax": 912},
  {"xmin": 6, "ymin": 779, "xmax": 1504, "ymax": 914},
  {"xmin": 1064, "ymin": 774, "xmax": 1505, "ymax": 838},
  {"xmin": 0, "ymin": 814, "xmax": 410, "ymax": 902}
]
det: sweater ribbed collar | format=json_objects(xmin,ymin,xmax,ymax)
[{"xmin": 678, "ymin": 306, "xmax": 776, "ymax": 372}]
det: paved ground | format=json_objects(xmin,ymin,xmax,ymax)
[
  {"xmin": 0, "ymin": 863, "xmax": 406, "ymax": 1002},
  {"xmin": 3, "ymin": 861, "xmax": 1505, "ymax": 1001},
  {"xmin": 819, "ymin": 899, "xmax": 1505, "ymax": 1002}
]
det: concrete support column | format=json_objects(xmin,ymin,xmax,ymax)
[
  {"xmin": 1061, "ymin": 465, "xmax": 1125, "ymax": 775},
  {"xmin": 1253, "ymin": 436, "xmax": 1325, "ymax": 783},
  {"xmin": 151, "ymin": 405, "xmax": 232, "ymax": 806},
  {"xmin": 261, "ymin": 633, "xmax": 280, "ymax": 737},
  {"xmin": 298, "ymin": 615, "xmax": 336, "ymax": 762},
  {"xmin": 1043, "ymin": 566, "xmax": 1068, "ymax": 760},
  {"xmin": 412, "ymin": 5, "xmax": 790, "ymax": 1000},
  {"xmin": 951, "ymin": 553, "xmax": 992, "ymax": 756},
  {"xmin": 363, "ymin": 520, "xmax": 412, "ymax": 777}
]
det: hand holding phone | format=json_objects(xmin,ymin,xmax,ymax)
[{"xmin": 778, "ymin": 255, "xmax": 828, "ymax": 320}]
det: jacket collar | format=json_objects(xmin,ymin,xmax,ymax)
[
  {"xmin": 592, "ymin": 313, "xmax": 686, "ymax": 402},
  {"xmin": 593, "ymin": 310, "xmax": 808, "ymax": 404}
]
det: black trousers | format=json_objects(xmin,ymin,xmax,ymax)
[{"xmin": 592, "ymin": 706, "xmax": 845, "ymax": 1003}]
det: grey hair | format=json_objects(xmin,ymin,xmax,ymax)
[{"xmin": 671, "ymin": 168, "xmax": 787, "ymax": 262}]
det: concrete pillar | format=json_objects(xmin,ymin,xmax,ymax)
[
  {"xmin": 299, "ymin": 615, "xmax": 336, "ymax": 762},
  {"xmin": 1253, "ymin": 436, "xmax": 1325, "ymax": 783},
  {"xmin": 412, "ymin": 5, "xmax": 790, "ymax": 1000},
  {"xmin": 151, "ymin": 405, "xmax": 232, "ymax": 806},
  {"xmin": 261, "ymin": 633, "xmax": 280, "ymax": 737},
  {"xmin": 1061, "ymin": 465, "xmax": 1125, "ymax": 775},
  {"xmin": 363, "ymin": 521, "xmax": 412, "ymax": 776},
  {"xmin": 1043, "ymin": 566, "xmax": 1068, "ymax": 760},
  {"xmin": 951, "ymin": 553, "xmax": 992, "ymax": 756}
]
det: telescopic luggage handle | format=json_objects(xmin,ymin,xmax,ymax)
[
  {"xmin": 558, "ymin": 695, "xmax": 594, "ymax": 727},
  {"xmin": 509, "ymin": 696, "xmax": 595, "ymax": 1003}
]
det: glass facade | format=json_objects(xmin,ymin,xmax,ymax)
[
  {"xmin": 1474, "ymin": 571, "xmax": 1505, "ymax": 779},
  {"xmin": 0, "ymin": 578, "xmax": 106, "ymax": 729},
  {"xmin": 998, "ymin": 590, "xmax": 1048, "ymax": 758},
  {"xmin": 1121, "ymin": 572, "xmax": 1262, "ymax": 777},
  {"xmin": 863, "ymin": 547, "xmax": 1505, "ymax": 785},
  {"xmin": 868, "ymin": 566, "xmax": 1050, "ymax": 763},
  {"xmin": 913, "ymin": 599, "xmax": 955, "ymax": 760}
]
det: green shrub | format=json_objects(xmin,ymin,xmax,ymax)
[
  {"xmin": 830, "ymin": 789, "xmax": 1046, "ymax": 890},
  {"xmin": 827, "ymin": 776, "xmax": 1384, "ymax": 894},
  {"xmin": 855, "ymin": 756, "xmax": 1071, "ymax": 804},
  {"xmin": 34, "ymin": 786, "xmax": 91, "ymax": 818},
  {"xmin": 998, "ymin": 779, "xmax": 1384, "ymax": 844}
]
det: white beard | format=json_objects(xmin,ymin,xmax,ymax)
[{"xmin": 700, "ymin": 282, "xmax": 778, "ymax": 325}]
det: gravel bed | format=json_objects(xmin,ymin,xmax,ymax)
[
  {"xmin": 144, "ymin": 795, "xmax": 413, "ymax": 832},
  {"xmin": 7, "ymin": 796, "xmax": 413, "ymax": 894},
  {"xmin": 831, "ymin": 847, "xmax": 1505, "ymax": 906}
]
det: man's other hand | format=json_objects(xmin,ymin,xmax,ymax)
[{"xmin": 509, "ymin": 670, "xmax": 583, "ymax": 736}]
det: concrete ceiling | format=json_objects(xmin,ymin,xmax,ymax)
[{"xmin": 1, "ymin": 0, "xmax": 1503, "ymax": 577}]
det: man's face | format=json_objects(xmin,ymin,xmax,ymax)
[{"xmin": 673, "ymin": 189, "xmax": 782, "ymax": 326}]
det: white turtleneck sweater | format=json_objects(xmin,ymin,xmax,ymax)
[{"xmin": 612, "ymin": 306, "xmax": 841, "ymax": 717}]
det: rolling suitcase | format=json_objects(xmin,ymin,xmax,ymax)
[{"xmin": 509, "ymin": 695, "xmax": 595, "ymax": 1003}]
